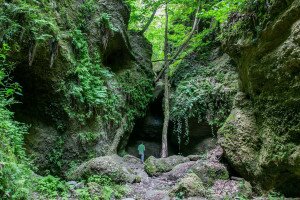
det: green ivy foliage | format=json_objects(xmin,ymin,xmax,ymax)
[
  {"xmin": 117, "ymin": 69, "xmax": 154, "ymax": 129},
  {"xmin": 170, "ymin": 47, "xmax": 238, "ymax": 142},
  {"xmin": 59, "ymin": 29, "xmax": 122, "ymax": 125},
  {"xmin": 35, "ymin": 175, "xmax": 69, "ymax": 199}
]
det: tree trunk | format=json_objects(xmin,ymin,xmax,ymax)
[
  {"xmin": 108, "ymin": 117, "xmax": 127, "ymax": 155},
  {"xmin": 161, "ymin": 72, "xmax": 170, "ymax": 158},
  {"xmin": 161, "ymin": 1, "xmax": 169, "ymax": 158}
]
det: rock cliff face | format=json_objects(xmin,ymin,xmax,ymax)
[
  {"xmin": 1, "ymin": 0, "xmax": 153, "ymax": 175},
  {"xmin": 220, "ymin": 0, "xmax": 300, "ymax": 196},
  {"xmin": 170, "ymin": 47, "xmax": 238, "ymax": 156}
]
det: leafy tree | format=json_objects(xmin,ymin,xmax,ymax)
[{"xmin": 127, "ymin": 0, "xmax": 247, "ymax": 156}]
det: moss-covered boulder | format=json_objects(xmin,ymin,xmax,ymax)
[
  {"xmin": 169, "ymin": 173, "xmax": 207, "ymax": 198},
  {"xmin": 165, "ymin": 161, "xmax": 196, "ymax": 181},
  {"xmin": 190, "ymin": 160, "xmax": 229, "ymax": 186},
  {"xmin": 221, "ymin": 0, "xmax": 300, "ymax": 196},
  {"xmin": 144, "ymin": 156, "xmax": 190, "ymax": 176},
  {"xmin": 68, "ymin": 155, "xmax": 137, "ymax": 183}
]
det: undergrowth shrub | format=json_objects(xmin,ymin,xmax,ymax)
[
  {"xmin": 0, "ymin": 43, "xmax": 32, "ymax": 199},
  {"xmin": 74, "ymin": 175, "xmax": 127, "ymax": 200},
  {"xmin": 35, "ymin": 175, "xmax": 69, "ymax": 199}
]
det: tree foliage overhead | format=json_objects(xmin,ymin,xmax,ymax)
[{"xmin": 126, "ymin": 0, "xmax": 246, "ymax": 72}]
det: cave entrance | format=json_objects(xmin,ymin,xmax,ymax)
[
  {"xmin": 10, "ymin": 60, "xmax": 67, "ymax": 176},
  {"xmin": 126, "ymin": 94, "xmax": 218, "ymax": 159},
  {"xmin": 171, "ymin": 118, "xmax": 217, "ymax": 157},
  {"xmin": 126, "ymin": 96, "xmax": 166, "ymax": 159}
]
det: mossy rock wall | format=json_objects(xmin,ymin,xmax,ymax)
[
  {"xmin": 0, "ymin": 0, "xmax": 154, "ymax": 175},
  {"xmin": 220, "ymin": 0, "xmax": 300, "ymax": 196}
]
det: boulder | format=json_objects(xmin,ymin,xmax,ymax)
[
  {"xmin": 190, "ymin": 160, "xmax": 229, "ymax": 186},
  {"xmin": 68, "ymin": 155, "xmax": 137, "ymax": 183},
  {"xmin": 169, "ymin": 173, "xmax": 207, "ymax": 198},
  {"xmin": 221, "ymin": 0, "xmax": 300, "ymax": 195},
  {"xmin": 164, "ymin": 161, "xmax": 196, "ymax": 181},
  {"xmin": 144, "ymin": 155, "xmax": 190, "ymax": 176}
]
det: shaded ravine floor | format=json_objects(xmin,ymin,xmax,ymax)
[
  {"xmin": 67, "ymin": 146, "xmax": 267, "ymax": 200},
  {"xmin": 121, "ymin": 146, "xmax": 253, "ymax": 200}
]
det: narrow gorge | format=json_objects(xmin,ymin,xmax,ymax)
[{"xmin": 0, "ymin": 0, "xmax": 299, "ymax": 199}]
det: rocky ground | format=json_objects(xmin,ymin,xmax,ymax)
[
  {"xmin": 69, "ymin": 146, "xmax": 253, "ymax": 200},
  {"xmin": 123, "ymin": 146, "xmax": 252, "ymax": 200}
]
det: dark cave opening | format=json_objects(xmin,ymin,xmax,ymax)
[
  {"xmin": 101, "ymin": 33, "xmax": 132, "ymax": 73},
  {"xmin": 126, "ymin": 96, "xmax": 171, "ymax": 159},
  {"xmin": 103, "ymin": 49, "xmax": 131, "ymax": 72},
  {"xmin": 170, "ymin": 119, "xmax": 217, "ymax": 157},
  {"xmin": 126, "ymin": 94, "xmax": 219, "ymax": 159},
  {"xmin": 11, "ymin": 60, "xmax": 65, "ymax": 127},
  {"xmin": 10, "ymin": 60, "xmax": 68, "ymax": 176}
]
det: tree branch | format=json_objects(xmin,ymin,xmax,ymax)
[
  {"xmin": 152, "ymin": 57, "xmax": 185, "ymax": 63},
  {"xmin": 155, "ymin": 1, "xmax": 201, "ymax": 82},
  {"xmin": 139, "ymin": 6, "xmax": 159, "ymax": 35}
]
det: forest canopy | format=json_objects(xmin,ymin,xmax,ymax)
[{"xmin": 126, "ymin": 0, "xmax": 246, "ymax": 72}]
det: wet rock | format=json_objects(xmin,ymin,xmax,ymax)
[
  {"xmin": 67, "ymin": 181, "xmax": 84, "ymax": 190},
  {"xmin": 144, "ymin": 155, "xmax": 190, "ymax": 176}
]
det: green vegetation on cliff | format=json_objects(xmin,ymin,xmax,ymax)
[
  {"xmin": 0, "ymin": 43, "xmax": 32, "ymax": 199},
  {"xmin": 0, "ymin": 0, "xmax": 299, "ymax": 199}
]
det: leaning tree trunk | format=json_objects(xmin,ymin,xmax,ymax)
[
  {"xmin": 108, "ymin": 117, "xmax": 127, "ymax": 155},
  {"xmin": 161, "ymin": 1, "xmax": 169, "ymax": 158}
]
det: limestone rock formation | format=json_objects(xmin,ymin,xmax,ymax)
[
  {"xmin": 2, "ymin": 0, "xmax": 154, "ymax": 175},
  {"xmin": 220, "ymin": 0, "xmax": 300, "ymax": 196}
]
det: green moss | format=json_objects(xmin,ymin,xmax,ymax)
[
  {"xmin": 170, "ymin": 173, "xmax": 207, "ymax": 198},
  {"xmin": 144, "ymin": 156, "xmax": 157, "ymax": 176}
]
